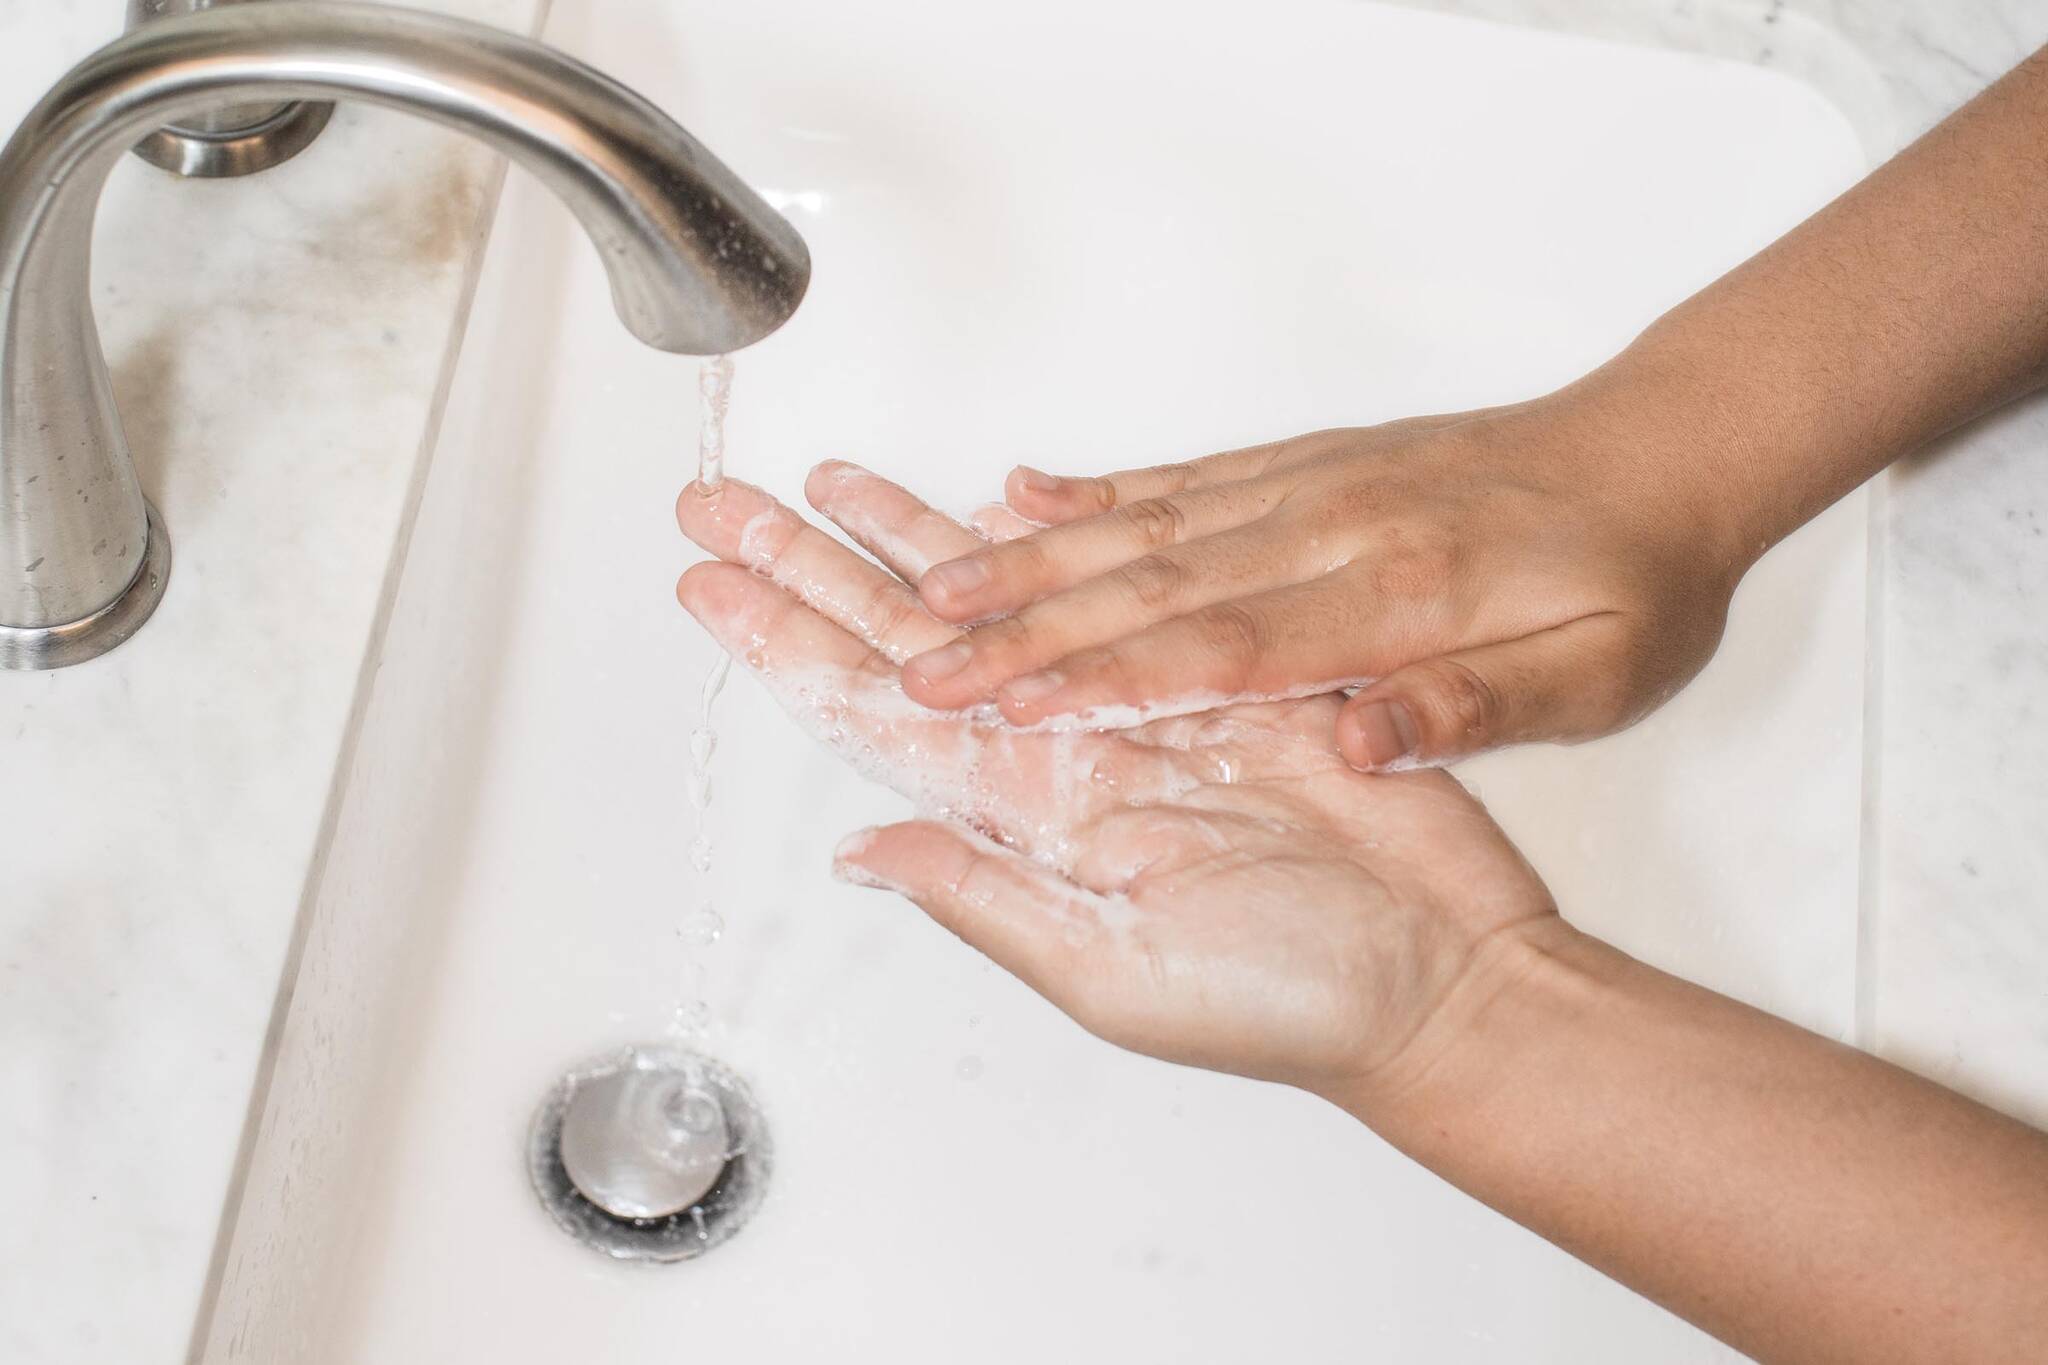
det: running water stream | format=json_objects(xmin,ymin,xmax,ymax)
[{"xmin": 673, "ymin": 354, "xmax": 737, "ymax": 1038}]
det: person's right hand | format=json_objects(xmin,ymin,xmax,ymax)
[{"xmin": 895, "ymin": 391, "xmax": 1763, "ymax": 771}]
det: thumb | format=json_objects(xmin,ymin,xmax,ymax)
[{"xmin": 1337, "ymin": 617, "xmax": 1628, "ymax": 771}]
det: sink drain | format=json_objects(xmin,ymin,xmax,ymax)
[{"xmin": 528, "ymin": 1044, "xmax": 771, "ymax": 1262}]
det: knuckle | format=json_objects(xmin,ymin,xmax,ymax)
[
  {"xmin": 1113, "ymin": 496, "xmax": 1191, "ymax": 551},
  {"xmin": 984, "ymin": 538, "xmax": 1049, "ymax": 590},
  {"xmin": 1111, "ymin": 553, "xmax": 1191, "ymax": 611},
  {"xmin": 1193, "ymin": 602, "xmax": 1270, "ymax": 682},
  {"xmin": 1320, "ymin": 479, "xmax": 1392, "ymax": 529},
  {"xmin": 1363, "ymin": 537, "xmax": 1454, "ymax": 600},
  {"xmin": 861, "ymin": 583, "xmax": 920, "ymax": 642},
  {"xmin": 1422, "ymin": 658, "xmax": 1504, "ymax": 740},
  {"xmin": 981, "ymin": 612, "xmax": 1048, "ymax": 666}
]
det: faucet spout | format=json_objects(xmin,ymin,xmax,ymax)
[{"xmin": 0, "ymin": 1, "xmax": 810, "ymax": 668}]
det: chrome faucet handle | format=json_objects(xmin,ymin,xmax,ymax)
[
  {"xmin": 0, "ymin": 1, "xmax": 810, "ymax": 670},
  {"xmin": 126, "ymin": 0, "xmax": 333, "ymax": 177}
]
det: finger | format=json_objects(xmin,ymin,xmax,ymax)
[
  {"xmin": 681, "ymin": 563, "xmax": 1165, "ymax": 865},
  {"xmin": 676, "ymin": 479, "xmax": 955, "ymax": 662},
  {"xmin": 679, "ymin": 560, "xmax": 1010, "ymax": 822},
  {"xmin": 969, "ymin": 502, "xmax": 1040, "ymax": 542},
  {"xmin": 903, "ymin": 521, "xmax": 1309, "ymax": 708},
  {"xmin": 831, "ymin": 821, "xmax": 1115, "ymax": 998},
  {"xmin": 981, "ymin": 578, "xmax": 1402, "ymax": 728},
  {"xmin": 919, "ymin": 482, "xmax": 1279, "ymax": 623},
  {"xmin": 805, "ymin": 460, "xmax": 983, "ymax": 581},
  {"xmin": 1336, "ymin": 614, "xmax": 1634, "ymax": 770},
  {"xmin": 677, "ymin": 559, "xmax": 898, "ymax": 683},
  {"xmin": 1002, "ymin": 441, "xmax": 1285, "ymax": 525}
]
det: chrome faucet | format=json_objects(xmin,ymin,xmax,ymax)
[
  {"xmin": 125, "ymin": 0, "xmax": 335, "ymax": 177},
  {"xmin": 0, "ymin": 2, "xmax": 810, "ymax": 670}
]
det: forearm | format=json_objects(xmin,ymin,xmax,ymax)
[
  {"xmin": 1566, "ymin": 42, "xmax": 2048, "ymax": 562},
  {"xmin": 1343, "ymin": 921, "xmax": 2048, "ymax": 1364}
]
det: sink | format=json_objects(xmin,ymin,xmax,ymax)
[{"xmin": 201, "ymin": 1, "xmax": 1864, "ymax": 1360}]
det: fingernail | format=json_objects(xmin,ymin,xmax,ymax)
[
  {"xmin": 1001, "ymin": 670, "xmax": 1064, "ymax": 707},
  {"xmin": 831, "ymin": 828, "xmax": 898, "ymax": 890},
  {"xmin": 923, "ymin": 557, "xmax": 991, "ymax": 599},
  {"xmin": 1352, "ymin": 700, "xmax": 1419, "ymax": 768},
  {"xmin": 909, "ymin": 640, "xmax": 973, "ymax": 682},
  {"xmin": 833, "ymin": 827, "xmax": 879, "ymax": 863},
  {"xmin": 1014, "ymin": 465, "xmax": 1060, "ymax": 493}
]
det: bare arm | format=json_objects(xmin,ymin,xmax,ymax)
[
  {"xmin": 1358, "ymin": 923, "xmax": 2048, "ymax": 1365},
  {"xmin": 679, "ymin": 468, "xmax": 2048, "ymax": 1363},
  {"xmin": 896, "ymin": 44, "xmax": 2048, "ymax": 768},
  {"xmin": 1599, "ymin": 39, "xmax": 2048, "ymax": 554}
]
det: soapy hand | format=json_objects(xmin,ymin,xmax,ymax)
[
  {"xmin": 675, "ymin": 466, "xmax": 1559, "ymax": 1099},
  {"xmin": 898, "ymin": 398, "xmax": 1755, "ymax": 770}
]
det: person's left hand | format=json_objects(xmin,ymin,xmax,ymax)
[{"xmin": 673, "ymin": 464, "xmax": 1563, "ymax": 1101}]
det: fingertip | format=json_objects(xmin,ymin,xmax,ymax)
[
  {"xmin": 673, "ymin": 559, "xmax": 731, "ymax": 616},
  {"xmin": 675, "ymin": 475, "xmax": 774, "ymax": 554},
  {"xmin": 1003, "ymin": 465, "xmax": 1075, "ymax": 518},
  {"xmin": 1338, "ymin": 692, "xmax": 1423, "ymax": 771},
  {"xmin": 917, "ymin": 555, "xmax": 994, "ymax": 619},
  {"xmin": 675, "ymin": 480, "xmax": 720, "ymax": 535},
  {"xmin": 995, "ymin": 669, "xmax": 1067, "ymax": 725},
  {"xmin": 902, "ymin": 642, "xmax": 981, "ymax": 709},
  {"xmin": 833, "ymin": 819, "xmax": 961, "ymax": 891},
  {"xmin": 831, "ymin": 825, "xmax": 905, "ymax": 892},
  {"xmin": 1010, "ymin": 463, "xmax": 1061, "ymax": 493},
  {"xmin": 804, "ymin": 458, "xmax": 854, "ymax": 511}
]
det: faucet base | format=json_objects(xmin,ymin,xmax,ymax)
[
  {"xmin": 0, "ymin": 502, "xmax": 171, "ymax": 671},
  {"xmin": 131, "ymin": 99, "xmax": 334, "ymax": 179}
]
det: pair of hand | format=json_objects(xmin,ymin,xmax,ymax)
[{"xmin": 675, "ymin": 465, "xmax": 1562, "ymax": 1103}]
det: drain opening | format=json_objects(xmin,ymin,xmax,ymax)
[{"xmin": 528, "ymin": 1044, "xmax": 771, "ymax": 1262}]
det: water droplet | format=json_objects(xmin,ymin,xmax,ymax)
[
  {"xmin": 669, "ymin": 998, "xmax": 711, "ymax": 1036},
  {"xmin": 955, "ymin": 1054, "xmax": 984, "ymax": 1081},
  {"xmin": 682, "ymin": 908, "xmax": 724, "ymax": 946}
]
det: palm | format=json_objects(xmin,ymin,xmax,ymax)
[{"xmin": 676, "ymin": 465, "xmax": 1556, "ymax": 1092}]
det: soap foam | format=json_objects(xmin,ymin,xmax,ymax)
[{"xmin": 1014, "ymin": 677, "xmax": 1376, "ymax": 734}]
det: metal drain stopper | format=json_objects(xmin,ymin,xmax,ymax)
[
  {"xmin": 559, "ymin": 1064, "xmax": 731, "ymax": 1219},
  {"xmin": 529, "ymin": 1045, "xmax": 772, "ymax": 1263}
]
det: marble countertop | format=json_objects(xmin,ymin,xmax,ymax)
[
  {"xmin": 2, "ymin": 1, "xmax": 2043, "ymax": 1362},
  {"xmin": 1407, "ymin": 1, "xmax": 2048, "ymax": 1130},
  {"xmin": 0, "ymin": 2, "xmax": 544, "ymax": 1361}
]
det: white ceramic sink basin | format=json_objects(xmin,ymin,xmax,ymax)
[{"xmin": 202, "ymin": 1, "xmax": 1864, "ymax": 1360}]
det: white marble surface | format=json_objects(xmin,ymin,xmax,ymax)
[
  {"xmin": 0, "ymin": 2, "xmax": 541, "ymax": 1362},
  {"xmin": 1403, "ymin": 0, "xmax": 2048, "ymax": 1128},
  {"xmin": 3, "ymin": 0, "xmax": 2045, "ymax": 1362},
  {"xmin": 1407, "ymin": 0, "xmax": 2048, "ymax": 1128}
]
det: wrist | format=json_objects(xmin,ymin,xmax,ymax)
[
  {"xmin": 1319, "ymin": 915, "xmax": 1627, "ymax": 1144},
  {"xmin": 1532, "ymin": 336, "xmax": 1788, "ymax": 584}
]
